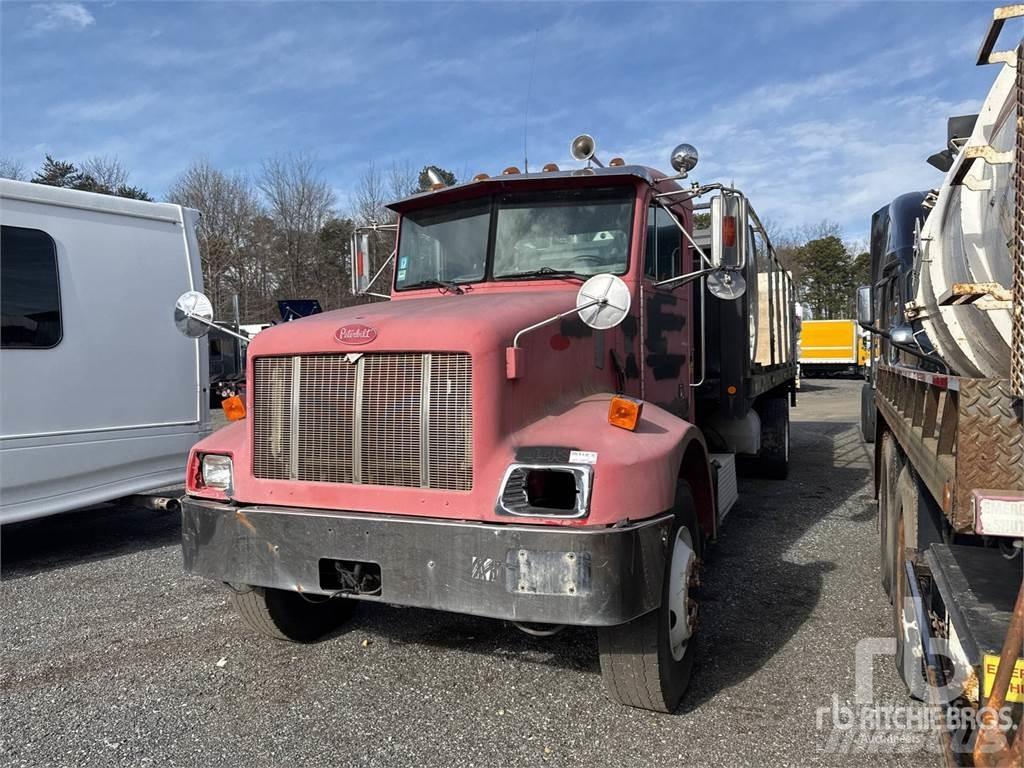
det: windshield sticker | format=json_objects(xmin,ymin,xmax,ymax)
[
  {"xmin": 399, "ymin": 257, "xmax": 408, "ymax": 269},
  {"xmin": 397, "ymin": 269, "xmax": 407, "ymax": 280}
]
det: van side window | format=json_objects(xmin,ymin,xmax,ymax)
[
  {"xmin": 1, "ymin": 225, "xmax": 62, "ymax": 349},
  {"xmin": 644, "ymin": 205, "xmax": 683, "ymax": 281}
]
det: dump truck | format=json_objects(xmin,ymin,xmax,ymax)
[
  {"xmin": 799, "ymin": 318, "xmax": 860, "ymax": 376},
  {"xmin": 858, "ymin": 8, "xmax": 1023, "ymax": 764},
  {"xmin": 173, "ymin": 135, "xmax": 796, "ymax": 713}
]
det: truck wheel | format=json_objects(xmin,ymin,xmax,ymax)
[
  {"xmin": 878, "ymin": 432, "xmax": 902, "ymax": 600},
  {"xmin": 230, "ymin": 586, "xmax": 355, "ymax": 643},
  {"xmin": 755, "ymin": 396, "xmax": 790, "ymax": 479},
  {"xmin": 597, "ymin": 482, "xmax": 702, "ymax": 713},
  {"xmin": 860, "ymin": 383, "xmax": 876, "ymax": 443}
]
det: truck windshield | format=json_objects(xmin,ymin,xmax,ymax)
[
  {"xmin": 493, "ymin": 188, "xmax": 634, "ymax": 278},
  {"xmin": 395, "ymin": 186, "xmax": 634, "ymax": 290},
  {"xmin": 395, "ymin": 199, "xmax": 490, "ymax": 289}
]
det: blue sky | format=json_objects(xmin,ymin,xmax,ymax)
[{"xmin": 0, "ymin": 1, "xmax": 1011, "ymax": 240}]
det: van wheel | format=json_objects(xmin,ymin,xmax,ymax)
[
  {"xmin": 755, "ymin": 396, "xmax": 790, "ymax": 479},
  {"xmin": 230, "ymin": 586, "xmax": 355, "ymax": 642},
  {"xmin": 597, "ymin": 482, "xmax": 702, "ymax": 713}
]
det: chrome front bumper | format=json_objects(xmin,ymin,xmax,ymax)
[{"xmin": 181, "ymin": 498, "xmax": 672, "ymax": 626}]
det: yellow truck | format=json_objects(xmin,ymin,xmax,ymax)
[{"xmin": 798, "ymin": 318, "xmax": 863, "ymax": 376}]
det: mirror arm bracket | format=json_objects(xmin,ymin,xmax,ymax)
[
  {"xmin": 860, "ymin": 324, "xmax": 950, "ymax": 374},
  {"xmin": 653, "ymin": 265, "xmax": 721, "ymax": 291},
  {"xmin": 186, "ymin": 313, "xmax": 250, "ymax": 344},
  {"xmin": 511, "ymin": 298, "xmax": 604, "ymax": 349},
  {"xmin": 506, "ymin": 297, "xmax": 607, "ymax": 380}
]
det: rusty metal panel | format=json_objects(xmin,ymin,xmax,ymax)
[{"xmin": 957, "ymin": 378, "xmax": 1024, "ymax": 530}]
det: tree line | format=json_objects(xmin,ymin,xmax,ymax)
[
  {"xmin": 1, "ymin": 153, "xmax": 453, "ymax": 322},
  {"xmin": 1, "ymin": 153, "xmax": 868, "ymax": 322},
  {"xmin": 772, "ymin": 221, "xmax": 870, "ymax": 320}
]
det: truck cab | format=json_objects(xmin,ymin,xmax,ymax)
[{"xmin": 175, "ymin": 139, "xmax": 794, "ymax": 713}]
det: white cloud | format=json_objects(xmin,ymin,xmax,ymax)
[
  {"xmin": 32, "ymin": 2, "xmax": 95, "ymax": 33},
  {"xmin": 50, "ymin": 93, "xmax": 155, "ymax": 122}
]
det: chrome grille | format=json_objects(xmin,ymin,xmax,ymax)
[
  {"xmin": 361, "ymin": 354, "xmax": 423, "ymax": 487},
  {"xmin": 252, "ymin": 353, "xmax": 472, "ymax": 490},
  {"xmin": 252, "ymin": 357, "xmax": 293, "ymax": 480},
  {"xmin": 428, "ymin": 353, "xmax": 473, "ymax": 490},
  {"xmin": 297, "ymin": 356, "xmax": 356, "ymax": 483}
]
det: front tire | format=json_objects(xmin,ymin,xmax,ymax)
[
  {"xmin": 597, "ymin": 482, "xmax": 702, "ymax": 713},
  {"xmin": 231, "ymin": 586, "xmax": 355, "ymax": 643}
]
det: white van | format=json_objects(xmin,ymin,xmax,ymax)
[{"xmin": 0, "ymin": 179, "xmax": 210, "ymax": 523}]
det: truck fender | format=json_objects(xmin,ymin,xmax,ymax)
[{"xmin": 505, "ymin": 394, "xmax": 714, "ymax": 531}]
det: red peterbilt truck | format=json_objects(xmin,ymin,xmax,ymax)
[{"xmin": 173, "ymin": 136, "xmax": 797, "ymax": 712}]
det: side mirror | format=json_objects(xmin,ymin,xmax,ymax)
[
  {"xmin": 710, "ymin": 193, "xmax": 747, "ymax": 269},
  {"xmin": 351, "ymin": 232, "xmax": 371, "ymax": 295},
  {"xmin": 856, "ymin": 285, "xmax": 873, "ymax": 328},
  {"xmin": 174, "ymin": 291, "xmax": 214, "ymax": 339},
  {"xmin": 890, "ymin": 324, "xmax": 914, "ymax": 345},
  {"xmin": 576, "ymin": 274, "xmax": 631, "ymax": 330}
]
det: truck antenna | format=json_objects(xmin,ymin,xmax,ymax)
[{"xmin": 522, "ymin": 26, "xmax": 540, "ymax": 173}]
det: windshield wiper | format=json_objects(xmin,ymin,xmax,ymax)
[
  {"xmin": 402, "ymin": 279, "xmax": 466, "ymax": 295},
  {"xmin": 498, "ymin": 267, "xmax": 586, "ymax": 281}
]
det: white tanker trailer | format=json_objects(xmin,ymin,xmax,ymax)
[
  {"xmin": 911, "ymin": 58, "xmax": 1018, "ymax": 380},
  {"xmin": 858, "ymin": 6, "xmax": 1023, "ymax": 766}
]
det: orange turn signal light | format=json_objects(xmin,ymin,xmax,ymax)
[
  {"xmin": 608, "ymin": 395, "xmax": 643, "ymax": 431},
  {"xmin": 221, "ymin": 395, "xmax": 246, "ymax": 421}
]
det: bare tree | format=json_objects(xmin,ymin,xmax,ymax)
[
  {"xmin": 167, "ymin": 160, "xmax": 262, "ymax": 318},
  {"xmin": 79, "ymin": 156, "xmax": 129, "ymax": 190},
  {"xmin": 353, "ymin": 161, "xmax": 390, "ymax": 226},
  {"xmin": 258, "ymin": 153, "xmax": 337, "ymax": 300},
  {"xmin": 387, "ymin": 159, "xmax": 418, "ymax": 202},
  {"xmin": 0, "ymin": 157, "xmax": 27, "ymax": 180}
]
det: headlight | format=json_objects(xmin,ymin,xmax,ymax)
[
  {"xmin": 496, "ymin": 463, "xmax": 592, "ymax": 519},
  {"xmin": 201, "ymin": 454, "xmax": 233, "ymax": 490}
]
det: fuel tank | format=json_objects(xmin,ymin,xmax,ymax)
[{"xmin": 914, "ymin": 62, "xmax": 1016, "ymax": 379}]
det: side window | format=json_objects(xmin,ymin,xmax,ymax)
[
  {"xmin": 644, "ymin": 205, "xmax": 684, "ymax": 282},
  {"xmin": 1, "ymin": 225, "xmax": 62, "ymax": 349}
]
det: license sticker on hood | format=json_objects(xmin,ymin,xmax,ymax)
[{"xmin": 569, "ymin": 450, "xmax": 598, "ymax": 465}]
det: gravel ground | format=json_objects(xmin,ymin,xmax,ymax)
[{"xmin": 1, "ymin": 380, "xmax": 937, "ymax": 767}]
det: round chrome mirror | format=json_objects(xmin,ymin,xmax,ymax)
[
  {"xmin": 570, "ymin": 133, "xmax": 597, "ymax": 162},
  {"xmin": 576, "ymin": 274, "xmax": 631, "ymax": 330},
  {"xmin": 670, "ymin": 143, "xmax": 699, "ymax": 174},
  {"xmin": 706, "ymin": 270, "xmax": 746, "ymax": 300},
  {"xmin": 174, "ymin": 290, "xmax": 215, "ymax": 338}
]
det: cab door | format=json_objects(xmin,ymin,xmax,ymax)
[{"xmin": 640, "ymin": 202, "xmax": 694, "ymax": 422}]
